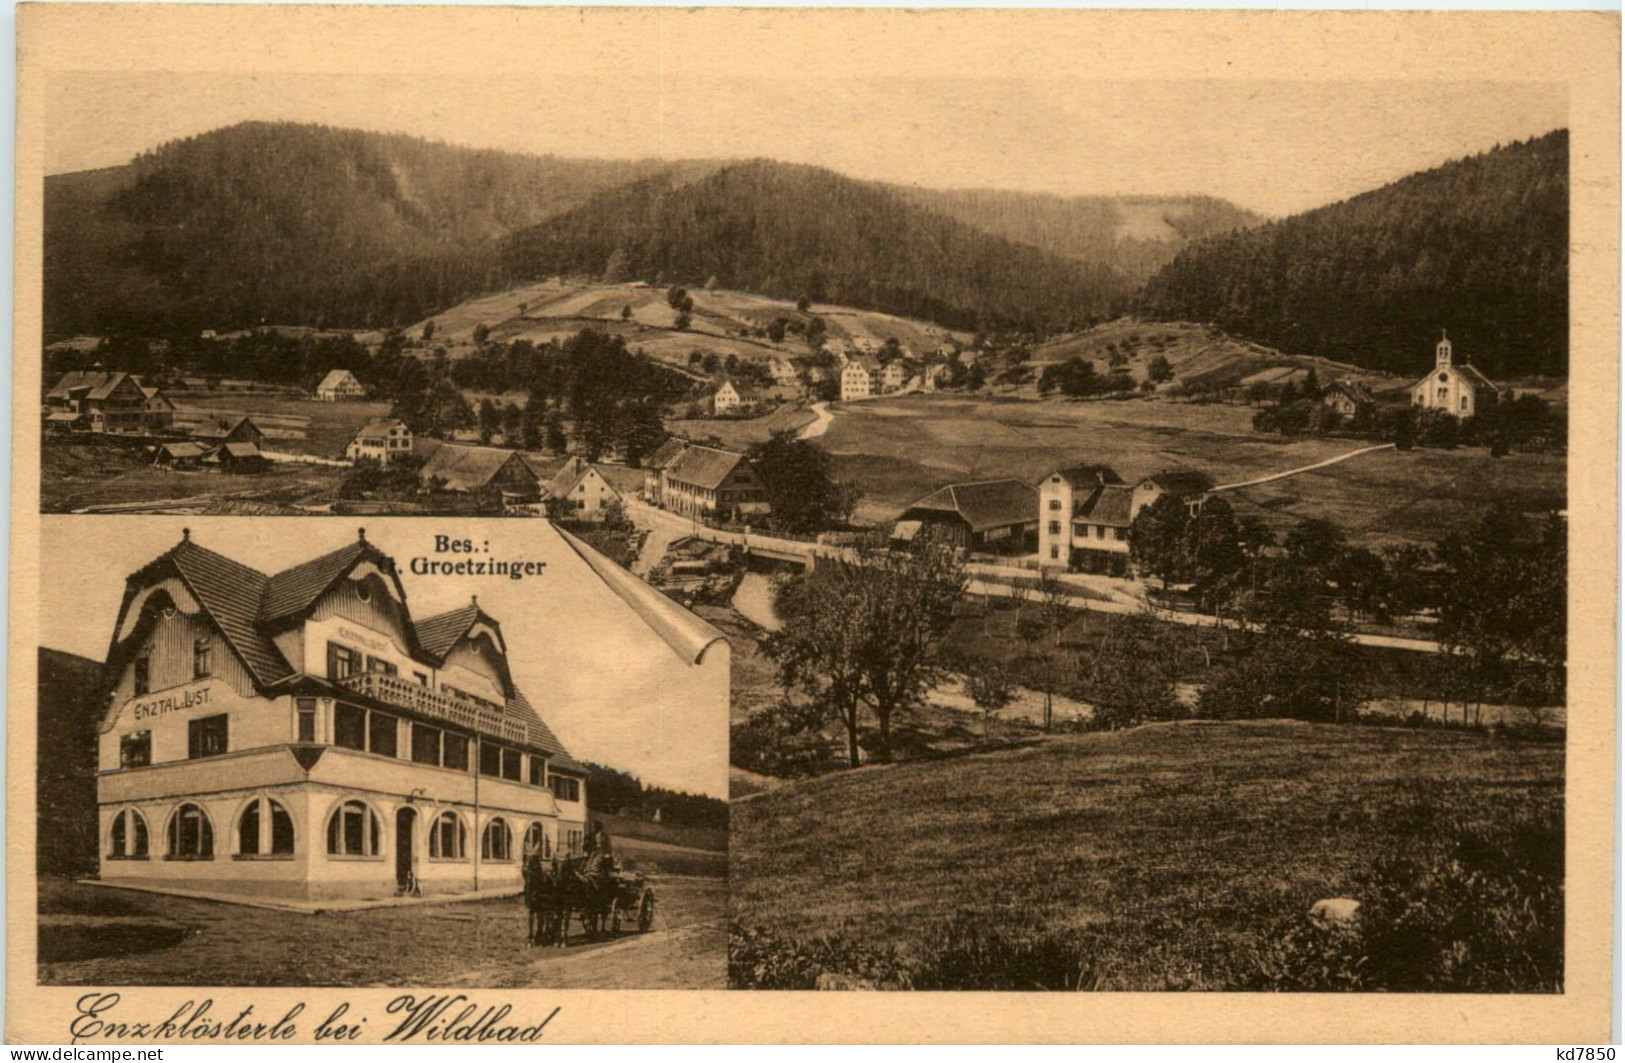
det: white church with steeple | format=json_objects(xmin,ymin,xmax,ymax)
[{"xmin": 1410, "ymin": 331, "xmax": 1504, "ymax": 418}]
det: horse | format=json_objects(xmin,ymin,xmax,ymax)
[
  {"xmin": 558, "ymin": 854, "xmax": 616, "ymax": 943},
  {"xmin": 523, "ymin": 855, "xmax": 569, "ymax": 947}
]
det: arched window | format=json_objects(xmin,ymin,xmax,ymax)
[
  {"xmin": 167, "ymin": 803, "xmax": 214, "ymax": 859},
  {"xmin": 238, "ymin": 797, "xmax": 295, "ymax": 856},
  {"xmin": 326, "ymin": 800, "xmax": 381, "ymax": 857},
  {"xmin": 109, "ymin": 808, "xmax": 149, "ymax": 859},
  {"xmin": 524, "ymin": 822, "xmax": 548, "ymax": 857},
  {"xmin": 429, "ymin": 811, "xmax": 466, "ymax": 860},
  {"xmin": 481, "ymin": 817, "xmax": 512, "ymax": 862}
]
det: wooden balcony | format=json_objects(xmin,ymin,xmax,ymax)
[{"xmin": 338, "ymin": 671, "xmax": 533, "ymax": 747}]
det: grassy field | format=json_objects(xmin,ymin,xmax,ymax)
[
  {"xmin": 178, "ymin": 393, "xmax": 395, "ymax": 458},
  {"xmin": 1028, "ymin": 320, "xmax": 1400, "ymax": 394},
  {"xmin": 731, "ymin": 720, "xmax": 1563, "ymax": 990},
  {"xmin": 668, "ymin": 402, "xmax": 816, "ymax": 451},
  {"xmin": 413, "ymin": 278, "xmax": 964, "ymax": 377},
  {"xmin": 41, "ymin": 439, "xmax": 344, "ymax": 513},
  {"xmin": 818, "ymin": 394, "xmax": 1565, "ymax": 547}
]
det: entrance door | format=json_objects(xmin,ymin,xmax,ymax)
[{"xmin": 395, "ymin": 808, "xmax": 416, "ymax": 892}]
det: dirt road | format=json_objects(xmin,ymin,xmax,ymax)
[{"xmin": 39, "ymin": 866, "xmax": 726, "ymax": 988}]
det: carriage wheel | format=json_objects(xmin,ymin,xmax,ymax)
[{"xmin": 637, "ymin": 890, "xmax": 656, "ymax": 932}]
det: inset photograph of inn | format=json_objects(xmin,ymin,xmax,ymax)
[{"xmin": 37, "ymin": 517, "xmax": 728, "ymax": 988}]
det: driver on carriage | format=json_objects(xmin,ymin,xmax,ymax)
[{"xmin": 582, "ymin": 819, "xmax": 614, "ymax": 885}]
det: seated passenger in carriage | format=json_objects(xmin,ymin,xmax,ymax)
[{"xmin": 583, "ymin": 820, "xmax": 614, "ymax": 883}]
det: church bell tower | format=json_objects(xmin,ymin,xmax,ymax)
[{"xmin": 1436, "ymin": 330, "xmax": 1453, "ymax": 368}]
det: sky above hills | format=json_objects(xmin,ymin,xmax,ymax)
[{"xmin": 47, "ymin": 70, "xmax": 1564, "ymax": 217}]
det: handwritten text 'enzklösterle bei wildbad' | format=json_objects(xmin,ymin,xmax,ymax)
[
  {"xmin": 409, "ymin": 535, "xmax": 548, "ymax": 581},
  {"xmin": 70, "ymin": 993, "xmax": 562, "ymax": 1044}
]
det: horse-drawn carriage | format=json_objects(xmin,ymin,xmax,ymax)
[{"xmin": 525, "ymin": 855, "xmax": 656, "ymax": 947}]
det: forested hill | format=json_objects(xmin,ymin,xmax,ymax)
[
  {"xmin": 44, "ymin": 121, "xmax": 721, "ymax": 338},
  {"xmin": 503, "ymin": 161, "xmax": 1133, "ymax": 332},
  {"xmin": 1138, "ymin": 131, "xmax": 1569, "ymax": 379},
  {"xmin": 894, "ymin": 187, "xmax": 1262, "ymax": 284}
]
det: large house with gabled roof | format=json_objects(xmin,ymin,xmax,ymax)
[
  {"xmin": 45, "ymin": 370, "xmax": 173, "ymax": 435},
  {"xmin": 95, "ymin": 528, "xmax": 591, "ymax": 901},
  {"xmin": 419, "ymin": 444, "xmax": 541, "ymax": 508},
  {"xmin": 1037, "ymin": 465, "xmax": 1214, "ymax": 575},
  {"xmin": 892, "ymin": 478, "xmax": 1039, "ymax": 553},
  {"xmin": 315, "ymin": 369, "xmax": 366, "ymax": 402},
  {"xmin": 658, "ymin": 443, "xmax": 769, "ymax": 521}
]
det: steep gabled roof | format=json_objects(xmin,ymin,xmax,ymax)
[
  {"xmin": 1327, "ymin": 380, "xmax": 1375, "ymax": 405},
  {"xmin": 413, "ymin": 603, "xmax": 485, "ymax": 661},
  {"xmin": 645, "ymin": 438, "xmax": 688, "ymax": 470},
  {"xmin": 259, "ymin": 535, "xmax": 395, "ymax": 626},
  {"xmin": 1140, "ymin": 469, "xmax": 1214, "ymax": 496},
  {"xmin": 420, "ymin": 444, "xmax": 536, "ymax": 492},
  {"xmin": 317, "ymin": 369, "xmax": 361, "ymax": 390},
  {"xmin": 504, "ymin": 687, "xmax": 573, "ymax": 761},
  {"xmin": 664, "ymin": 445, "xmax": 749, "ymax": 491},
  {"xmin": 353, "ymin": 417, "xmax": 406, "ymax": 438},
  {"xmin": 549, "ymin": 456, "xmax": 614, "ymax": 501},
  {"xmin": 1076, "ymin": 484, "xmax": 1135, "ymax": 527},
  {"xmin": 905, "ymin": 479, "xmax": 1038, "ymax": 533},
  {"xmin": 1455, "ymin": 363, "xmax": 1502, "ymax": 393},
  {"xmin": 192, "ymin": 415, "xmax": 257, "ymax": 441},
  {"xmin": 1044, "ymin": 464, "xmax": 1124, "ymax": 489},
  {"xmin": 47, "ymin": 370, "xmax": 111, "ymax": 400},
  {"xmin": 87, "ymin": 372, "xmax": 141, "ymax": 401},
  {"xmin": 160, "ymin": 537, "xmax": 291, "ymax": 686}
]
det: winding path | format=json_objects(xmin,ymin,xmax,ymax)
[
  {"xmin": 796, "ymin": 401, "xmax": 834, "ymax": 440},
  {"xmin": 1211, "ymin": 442, "xmax": 1396, "ymax": 493}
]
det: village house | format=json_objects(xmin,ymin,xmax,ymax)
[
  {"xmin": 315, "ymin": 369, "xmax": 367, "ymax": 402},
  {"xmin": 1410, "ymin": 332, "xmax": 1503, "ymax": 417},
  {"xmin": 1037, "ymin": 466, "xmax": 1214, "ymax": 574},
  {"xmin": 346, "ymin": 418, "xmax": 414, "ymax": 464},
  {"xmin": 892, "ymin": 479, "xmax": 1039, "ymax": 554},
  {"xmin": 641, "ymin": 438, "xmax": 689, "ymax": 507},
  {"xmin": 880, "ymin": 360, "xmax": 910, "ymax": 393},
  {"xmin": 141, "ymin": 386, "xmax": 176, "ymax": 431},
  {"xmin": 153, "ymin": 441, "xmax": 210, "ymax": 471},
  {"xmin": 547, "ymin": 456, "xmax": 620, "ymax": 522},
  {"xmin": 206, "ymin": 442, "xmax": 271, "ymax": 475},
  {"xmin": 93, "ymin": 528, "xmax": 594, "ymax": 901},
  {"xmin": 191, "ymin": 415, "xmax": 266, "ymax": 453},
  {"xmin": 768, "ymin": 358, "xmax": 800, "ymax": 387},
  {"xmin": 712, "ymin": 380, "xmax": 750, "ymax": 415},
  {"xmin": 1322, "ymin": 380, "xmax": 1376, "ymax": 418},
  {"xmin": 45, "ymin": 371, "xmax": 172, "ymax": 435},
  {"xmin": 657, "ymin": 443, "xmax": 769, "ymax": 522},
  {"xmin": 840, "ymin": 356, "xmax": 881, "ymax": 401},
  {"xmin": 419, "ymin": 444, "xmax": 542, "ymax": 508}
]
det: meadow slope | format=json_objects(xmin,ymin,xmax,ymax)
[{"xmin": 731, "ymin": 720, "xmax": 1562, "ymax": 990}]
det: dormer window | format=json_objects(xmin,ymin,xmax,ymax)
[
  {"xmin": 133, "ymin": 655, "xmax": 150, "ymax": 696},
  {"xmin": 354, "ymin": 582, "xmax": 370, "ymax": 603},
  {"xmin": 192, "ymin": 637, "xmax": 212, "ymax": 680}
]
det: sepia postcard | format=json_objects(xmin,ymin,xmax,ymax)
[{"xmin": 7, "ymin": 3, "xmax": 1620, "ymax": 1045}]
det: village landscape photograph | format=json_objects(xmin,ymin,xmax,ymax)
[{"xmin": 29, "ymin": 36, "xmax": 1575, "ymax": 999}]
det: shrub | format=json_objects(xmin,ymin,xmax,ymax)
[
  {"xmin": 1246, "ymin": 805, "xmax": 1563, "ymax": 991},
  {"xmin": 729, "ymin": 701, "xmax": 841, "ymax": 779},
  {"xmin": 729, "ymin": 925, "xmax": 913, "ymax": 989}
]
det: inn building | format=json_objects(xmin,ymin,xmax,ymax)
[{"xmin": 96, "ymin": 528, "xmax": 594, "ymax": 901}]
